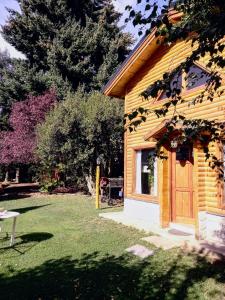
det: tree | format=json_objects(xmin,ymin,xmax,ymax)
[
  {"xmin": 124, "ymin": 0, "xmax": 225, "ymax": 169},
  {"xmin": 0, "ymin": 90, "xmax": 57, "ymax": 168},
  {"xmin": 2, "ymin": 0, "xmax": 110, "ymax": 68},
  {"xmin": 47, "ymin": 15, "xmax": 131, "ymax": 91},
  {"xmin": 0, "ymin": 50, "xmax": 68, "ymax": 130},
  {"xmin": 1, "ymin": 0, "xmax": 131, "ymax": 129},
  {"xmin": 3, "ymin": 0, "xmax": 132, "ymax": 90},
  {"xmin": 36, "ymin": 90, "xmax": 124, "ymax": 194}
]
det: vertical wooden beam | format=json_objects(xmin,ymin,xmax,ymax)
[
  {"xmin": 160, "ymin": 146, "xmax": 170, "ymax": 228},
  {"xmin": 193, "ymin": 142, "xmax": 199, "ymax": 238}
]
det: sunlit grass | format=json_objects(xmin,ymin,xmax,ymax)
[{"xmin": 0, "ymin": 194, "xmax": 224, "ymax": 299}]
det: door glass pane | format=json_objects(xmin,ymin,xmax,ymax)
[{"xmin": 176, "ymin": 146, "xmax": 190, "ymax": 161}]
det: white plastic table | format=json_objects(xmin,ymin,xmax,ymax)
[{"xmin": 0, "ymin": 211, "xmax": 20, "ymax": 246}]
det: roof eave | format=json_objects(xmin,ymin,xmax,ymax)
[{"xmin": 103, "ymin": 10, "xmax": 183, "ymax": 99}]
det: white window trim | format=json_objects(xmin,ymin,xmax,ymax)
[{"xmin": 135, "ymin": 149, "xmax": 158, "ymax": 196}]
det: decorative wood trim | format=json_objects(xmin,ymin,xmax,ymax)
[
  {"xmin": 128, "ymin": 193, "xmax": 158, "ymax": 203},
  {"xmin": 103, "ymin": 28, "xmax": 157, "ymax": 97},
  {"xmin": 103, "ymin": 10, "xmax": 183, "ymax": 98},
  {"xmin": 144, "ymin": 119, "xmax": 170, "ymax": 141},
  {"xmin": 132, "ymin": 143, "xmax": 156, "ymax": 150},
  {"xmin": 217, "ymin": 141, "xmax": 225, "ymax": 210}
]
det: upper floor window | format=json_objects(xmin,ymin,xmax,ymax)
[
  {"xmin": 186, "ymin": 65, "xmax": 210, "ymax": 90},
  {"xmin": 222, "ymin": 143, "xmax": 225, "ymax": 207},
  {"xmin": 160, "ymin": 71, "xmax": 182, "ymax": 100},
  {"xmin": 158, "ymin": 64, "xmax": 210, "ymax": 101}
]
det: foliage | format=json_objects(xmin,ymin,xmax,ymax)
[
  {"xmin": 47, "ymin": 16, "xmax": 131, "ymax": 91},
  {"xmin": 52, "ymin": 186, "xmax": 77, "ymax": 194},
  {"xmin": 36, "ymin": 91, "xmax": 124, "ymax": 191},
  {"xmin": 124, "ymin": 0, "xmax": 225, "ymax": 170},
  {"xmin": 39, "ymin": 178, "xmax": 59, "ymax": 193},
  {"xmin": 0, "ymin": 51, "xmax": 53, "ymax": 130},
  {"xmin": 3, "ymin": 0, "xmax": 108, "ymax": 67},
  {"xmin": 0, "ymin": 90, "xmax": 57, "ymax": 165},
  {"xmin": 0, "ymin": 0, "xmax": 132, "ymax": 130},
  {"xmin": 3, "ymin": 0, "xmax": 132, "ymax": 91}
]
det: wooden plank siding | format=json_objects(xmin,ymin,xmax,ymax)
[{"xmin": 124, "ymin": 39, "xmax": 225, "ymax": 217}]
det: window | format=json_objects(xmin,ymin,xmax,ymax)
[
  {"xmin": 158, "ymin": 64, "xmax": 210, "ymax": 101},
  {"xmin": 222, "ymin": 143, "xmax": 225, "ymax": 206},
  {"xmin": 176, "ymin": 144, "xmax": 192, "ymax": 161},
  {"xmin": 135, "ymin": 149, "xmax": 157, "ymax": 196},
  {"xmin": 159, "ymin": 71, "xmax": 182, "ymax": 101},
  {"xmin": 186, "ymin": 65, "xmax": 210, "ymax": 90}
]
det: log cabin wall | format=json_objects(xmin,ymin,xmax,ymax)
[{"xmin": 124, "ymin": 39, "xmax": 225, "ymax": 220}]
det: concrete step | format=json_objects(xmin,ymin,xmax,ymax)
[
  {"xmin": 142, "ymin": 235, "xmax": 185, "ymax": 250},
  {"xmin": 169, "ymin": 223, "xmax": 195, "ymax": 235}
]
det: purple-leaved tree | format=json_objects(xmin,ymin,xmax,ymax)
[{"xmin": 0, "ymin": 90, "xmax": 57, "ymax": 181}]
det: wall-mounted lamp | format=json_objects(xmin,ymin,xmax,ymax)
[{"xmin": 171, "ymin": 139, "xmax": 178, "ymax": 149}]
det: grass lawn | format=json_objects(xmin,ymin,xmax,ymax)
[{"xmin": 0, "ymin": 194, "xmax": 225, "ymax": 300}]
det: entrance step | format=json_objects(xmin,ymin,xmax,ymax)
[
  {"xmin": 169, "ymin": 223, "xmax": 195, "ymax": 235},
  {"xmin": 142, "ymin": 235, "xmax": 184, "ymax": 250}
]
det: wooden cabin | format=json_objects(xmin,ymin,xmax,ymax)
[{"xmin": 103, "ymin": 14, "xmax": 225, "ymax": 243}]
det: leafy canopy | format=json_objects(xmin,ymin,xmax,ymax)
[
  {"xmin": 36, "ymin": 90, "xmax": 124, "ymax": 187},
  {"xmin": 2, "ymin": 0, "xmax": 132, "ymax": 90}
]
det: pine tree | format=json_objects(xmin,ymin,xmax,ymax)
[
  {"xmin": 2, "ymin": 0, "xmax": 125, "ymax": 70},
  {"xmin": 2, "ymin": 0, "xmax": 132, "ymax": 92}
]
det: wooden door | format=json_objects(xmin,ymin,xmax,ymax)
[{"xmin": 171, "ymin": 144, "xmax": 194, "ymax": 224}]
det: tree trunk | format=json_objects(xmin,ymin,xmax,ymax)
[
  {"xmin": 15, "ymin": 167, "xmax": 20, "ymax": 183},
  {"xmin": 4, "ymin": 169, "xmax": 9, "ymax": 183},
  {"xmin": 85, "ymin": 174, "xmax": 95, "ymax": 196}
]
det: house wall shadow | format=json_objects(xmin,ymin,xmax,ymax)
[{"xmin": 0, "ymin": 251, "xmax": 224, "ymax": 299}]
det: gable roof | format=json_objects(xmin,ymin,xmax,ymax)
[
  {"xmin": 144, "ymin": 119, "xmax": 184, "ymax": 142},
  {"xmin": 102, "ymin": 10, "xmax": 182, "ymax": 99}
]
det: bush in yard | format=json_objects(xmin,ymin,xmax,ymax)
[{"xmin": 36, "ymin": 90, "xmax": 124, "ymax": 195}]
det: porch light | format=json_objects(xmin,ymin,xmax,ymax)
[{"xmin": 171, "ymin": 139, "xmax": 178, "ymax": 149}]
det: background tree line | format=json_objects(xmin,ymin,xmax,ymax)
[{"xmin": 0, "ymin": 0, "xmax": 132, "ymax": 193}]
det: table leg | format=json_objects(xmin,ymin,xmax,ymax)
[{"xmin": 10, "ymin": 217, "xmax": 17, "ymax": 246}]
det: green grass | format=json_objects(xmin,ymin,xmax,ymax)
[{"xmin": 0, "ymin": 194, "xmax": 225, "ymax": 300}]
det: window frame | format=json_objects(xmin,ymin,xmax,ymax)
[
  {"xmin": 132, "ymin": 145, "xmax": 158, "ymax": 202},
  {"xmin": 219, "ymin": 141, "xmax": 225, "ymax": 209},
  {"xmin": 154, "ymin": 63, "xmax": 211, "ymax": 104}
]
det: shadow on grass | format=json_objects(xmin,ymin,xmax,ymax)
[
  {"xmin": 0, "ymin": 232, "xmax": 53, "ymax": 255},
  {"xmin": 13, "ymin": 204, "xmax": 51, "ymax": 214},
  {"xmin": 0, "ymin": 193, "xmax": 32, "ymax": 201},
  {"xmin": 0, "ymin": 251, "xmax": 225, "ymax": 299}
]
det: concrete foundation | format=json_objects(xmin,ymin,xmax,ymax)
[
  {"xmin": 199, "ymin": 212, "xmax": 225, "ymax": 243},
  {"xmin": 123, "ymin": 198, "xmax": 160, "ymax": 226}
]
